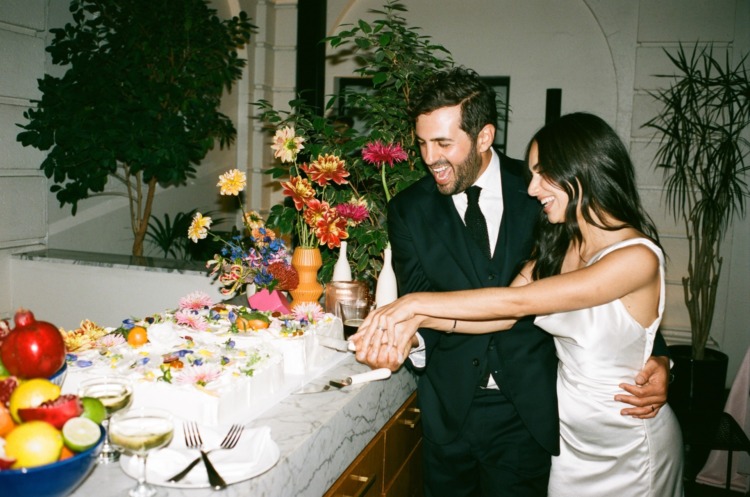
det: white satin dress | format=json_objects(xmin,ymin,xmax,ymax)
[{"xmin": 535, "ymin": 238, "xmax": 684, "ymax": 497}]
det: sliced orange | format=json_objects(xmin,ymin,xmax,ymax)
[{"xmin": 127, "ymin": 326, "xmax": 148, "ymax": 347}]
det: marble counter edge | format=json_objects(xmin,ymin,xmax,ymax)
[
  {"xmin": 13, "ymin": 249, "xmax": 210, "ymax": 275},
  {"xmin": 70, "ymin": 355, "xmax": 417, "ymax": 497}
]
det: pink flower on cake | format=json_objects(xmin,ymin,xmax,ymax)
[
  {"xmin": 176, "ymin": 364, "xmax": 222, "ymax": 387},
  {"xmin": 96, "ymin": 333, "xmax": 125, "ymax": 348},
  {"xmin": 179, "ymin": 291, "xmax": 214, "ymax": 311},
  {"xmin": 293, "ymin": 302, "xmax": 325, "ymax": 323},
  {"xmin": 174, "ymin": 310, "xmax": 209, "ymax": 331}
]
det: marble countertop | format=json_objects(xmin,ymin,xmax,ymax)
[{"xmin": 68, "ymin": 356, "xmax": 417, "ymax": 497}]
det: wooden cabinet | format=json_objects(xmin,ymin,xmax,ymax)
[{"xmin": 324, "ymin": 392, "xmax": 422, "ymax": 497}]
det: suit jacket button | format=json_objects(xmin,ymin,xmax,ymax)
[
  {"xmin": 472, "ymin": 358, "xmax": 480, "ymax": 367},
  {"xmin": 488, "ymin": 273, "xmax": 495, "ymax": 280}
]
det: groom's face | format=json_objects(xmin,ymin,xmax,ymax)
[{"xmin": 415, "ymin": 104, "xmax": 487, "ymax": 196}]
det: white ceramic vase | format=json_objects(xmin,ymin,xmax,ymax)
[
  {"xmin": 332, "ymin": 240, "xmax": 352, "ymax": 282},
  {"xmin": 375, "ymin": 244, "xmax": 398, "ymax": 307}
]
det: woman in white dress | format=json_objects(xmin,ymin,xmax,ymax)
[{"xmin": 354, "ymin": 112, "xmax": 684, "ymax": 496}]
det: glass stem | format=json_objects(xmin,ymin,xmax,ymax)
[{"xmin": 133, "ymin": 454, "xmax": 148, "ymax": 495}]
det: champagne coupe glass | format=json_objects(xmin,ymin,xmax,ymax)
[
  {"xmin": 109, "ymin": 407, "xmax": 174, "ymax": 497},
  {"xmin": 77, "ymin": 376, "xmax": 134, "ymax": 463}
]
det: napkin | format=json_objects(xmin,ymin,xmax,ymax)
[{"xmin": 125, "ymin": 423, "xmax": 278, "ymax": 486}]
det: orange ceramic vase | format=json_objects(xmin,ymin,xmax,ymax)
[{"xmin": 290, "ymin": 247, "xmax": 323, "ymax": 308}]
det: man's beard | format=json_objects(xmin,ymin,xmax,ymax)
[{"xmin": 435, "ymin": 144, "xmax": 483, "ymax": 196}]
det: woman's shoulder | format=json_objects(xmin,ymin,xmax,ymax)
[{"xmin": 595, "ymin": 236, "xmax": 663, "ymax": 265}]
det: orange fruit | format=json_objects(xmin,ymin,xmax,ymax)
[
  {"xmin": 247, "ymin": 319, "xmax": 270, "ymax": 330},
  {"xmin": 8, "ymin": 378, "xmax": 61, "ymax": 423},
  {"xmin": 127, "ymin": 326, "xmax": 148, "ymax": 347},
  {"xmin": 235, "ymin": 316, "xmax": 269, "ymax": 331},
  {"xmin": 5, "ymin": 420, "xmax": 63, "ymax": 468},
  {"xmin": 0, "ymin": 405, "xmax": 16, "ymax": 437},
  {"xmin": 234, "ymin": 317, "xmax": 250, "ymax": 331},
  {"xmin": 59, "ymin": 445, "xmax": 75, "ymax": 460}
]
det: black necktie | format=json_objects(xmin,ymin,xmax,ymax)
[{"xmin": 464, "ymin": 186, "xmax": 491, "ymax": 258}]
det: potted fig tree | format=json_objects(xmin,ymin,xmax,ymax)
[{"xmin": 643, "ymin": 44, "xmax": 750, "ymax": 431}]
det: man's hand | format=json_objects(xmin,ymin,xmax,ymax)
[
  {"xmin": 615, "ymin": 355, "xmax": 669, "ymax": 418},
  {"xmin": 351, "ymin": 317, "xmax": 420, "ymax": 372}
]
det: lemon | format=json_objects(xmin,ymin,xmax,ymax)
[
  {"xmin": 5, "ymin": 420, "xmax": 63, "ymax": 468},
  {"xmin": 8, "ymin": 378, "xmax": 61, "ymax": 423},
  {"xmin": 80, "ymin": 397, "xmax": 107, "ymax": 424},
  {"xmin": 62, "ymin": 417, "xmax": 101, "ymax": 452}
]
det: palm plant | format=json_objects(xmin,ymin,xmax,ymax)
[{"xmin": 643, "ymin": 43, "xmax": 750, "ymax": 360}]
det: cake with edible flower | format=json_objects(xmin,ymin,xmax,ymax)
[{"xmin": 60, "ymin": 291, "xmax": 344, "ymax": 425}]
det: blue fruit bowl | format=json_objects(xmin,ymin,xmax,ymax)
[
  {"xmin": 0, "ymin": 425, "xmax": 104, "ymax": 497},
  {"xmin": 49, "ymin": 362, "xmax": 68, "ymax": 388}
]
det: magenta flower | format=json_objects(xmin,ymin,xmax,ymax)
[
  {"xmin": 362, "ymin": 141, "xmax": 408, "ymax": 169},
  {"xmin": 362, "ymin": 141, "xmax": 408, "ymax": 202},
  {"xmin": 336, "ymin": 202, "xmax": 370, "ymax": 226}
]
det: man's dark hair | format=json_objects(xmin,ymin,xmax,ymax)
[{"xmin": 408, "ymin": 67, "xmax": 497, "ymax": 139}]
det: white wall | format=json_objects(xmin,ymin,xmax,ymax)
[{"xmin": 10, "ymin": 256, "xmax": 225, "ymax": 330}]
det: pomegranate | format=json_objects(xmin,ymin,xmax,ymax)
[
  {"xmin": 0, "ymin": 377, "xmax": 19, "ymax": 407},
  {"xmin": 0, "ymin": 309, "xmax": 66, "ymax": 379},
  {"xmin": 0, "ymin": 456, "xmax": 15, "ymax": 470},
  {"xmin": 17, "ymin": 394, "xmax": 83, "ymax": 429}
]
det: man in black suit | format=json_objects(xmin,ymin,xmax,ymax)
[{"xmin": 354, "ymin": 67, "xmax": 669, "ymax": 496}]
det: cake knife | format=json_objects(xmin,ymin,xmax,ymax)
[
  {"xmin": 293, "ymin": 368, "xmax": 392, "ymax": 394},
  {"xmin": 318, "ymin": 336, "xmax": 357, "ymax": 353}
]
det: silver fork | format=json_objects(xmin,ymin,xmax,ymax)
[{"xmin": 167, "ymin": 422, "xmax": 244, "ymax": 488}]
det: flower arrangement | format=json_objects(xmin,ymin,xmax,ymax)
[
  {"xmin": 272, "ymin": 126, "xmax": 369, "ymax": 249},
  {"xmin": 257, "ymin": 1, "xmax": 452, "ymax": 284},
  {"xmin": 188, "ymin": 169, "xmax": 298, "ymax": 296}
]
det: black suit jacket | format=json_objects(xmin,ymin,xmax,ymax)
[{"xmin": 387, "ymin": 151, "xmax": 560, "ymax": 455}]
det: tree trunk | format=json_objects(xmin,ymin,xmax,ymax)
[{"xmin": 131, "ymin": 176, "xmax": 158, "ymax": 257}]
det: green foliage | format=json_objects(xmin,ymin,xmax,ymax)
[
  {"xmin": 16, "ymin": 0, "xmax": 255, "ymax": 256},
  {"xmin": 643, "ymin": 43, "xmax": 750, "ymax": 359},
  {"xmin": 258, "ymin": 1, "xmax": 453, "ymax": 286}
]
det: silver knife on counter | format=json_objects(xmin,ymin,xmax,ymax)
[{"xmin": 317, "ymin": 335, "xmax": 357, "ymax": 352}]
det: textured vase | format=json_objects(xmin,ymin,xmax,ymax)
[
  {"xmin": 375, "ymin": 244, "xmax": 398, "ymax": 308},
  {"xmin": 290, "ymin": 247, "xmax": 323, "ymax": 308},
  {"xmin": 331, "ymin": 240, "xmax": 352, "ymax": 282}
]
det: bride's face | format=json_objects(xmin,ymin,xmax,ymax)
[{"xmin": 527, "ymin": 141, "xmax": 569, "ymax": 224}]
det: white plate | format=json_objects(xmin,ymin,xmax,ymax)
[{"xmin": 119, "ymin": 425, "xmax": 280, "ymax": 489}]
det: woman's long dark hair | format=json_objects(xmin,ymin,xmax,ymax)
[{"xmin": 527, "ymin": 112, "xmax": 662, "ymax": 280}]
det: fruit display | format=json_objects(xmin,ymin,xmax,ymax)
[{"xmin": 0, "ymin": 308, "xmax": 105, "ymax": 477}]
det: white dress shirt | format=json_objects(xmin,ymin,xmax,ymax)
[{"xmin": 409, "ymin": 149, "xmax": 504, "ymax": 382}]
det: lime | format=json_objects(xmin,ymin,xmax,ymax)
[
  {"xmin": 62, "ymin": 417, "xmax": 101, "ymax": 452},
  {"xmin": 5, "ymin": 420, "xmax": 63, "ymax": 468},
  {"xmin": 80, "ymin": 397, "xmax": 107, "ymax": 424}
]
